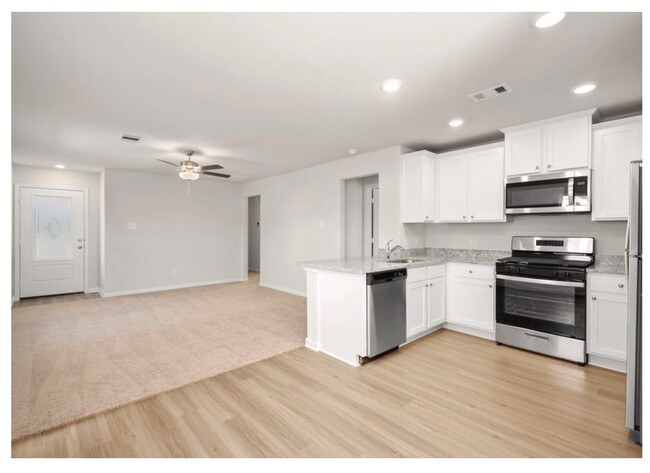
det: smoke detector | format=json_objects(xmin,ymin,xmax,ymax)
[{"xmin": 468, "ymin": 83, "xmax": 513, "ymax": 103}]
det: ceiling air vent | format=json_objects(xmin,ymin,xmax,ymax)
[
  {"xmin": 468, "ymin": 83, "xmax": 513, "ymax": 103},
  {"xmin": 121, "ymin": 134, "xmax": 141, "ymax": 142}
]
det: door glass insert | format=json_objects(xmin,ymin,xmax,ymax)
[
  {"xmin": 502, "ymin": 279, "xmax": 576, "ymax": 325},
  {"xmin": 33, "ymin": 195, "xmax": 72, "ymax": 260}
]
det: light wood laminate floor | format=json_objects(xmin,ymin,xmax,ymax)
[{"xmin": 12, "ymin": 329, "xmax": 641, "ymax": 458}]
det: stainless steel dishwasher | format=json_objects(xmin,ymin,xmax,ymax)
[{"xmin": 366, "ymin": 268, "xmax": 407, "ymax": 360}]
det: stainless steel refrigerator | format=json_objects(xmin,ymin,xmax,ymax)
[{"xmin": 626, "ymin": 160, "xmax": 642, "ymax": 444}]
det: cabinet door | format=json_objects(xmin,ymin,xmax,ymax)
[
  {"xmin": 592, "ymin": 118, "xmax": 642, "ymax": 220},
  {"xmin": 401, "ymin": 155, "xmax": 425, "ymax": 223},
  {"xmin": 467, "ymin": 147, "xmax": 505, "ymax": 222},
  {"xmin": 427, "ymin": 277, "xmax": 445, "ymax": 328},
  {"xmin": 406, "ymin": 280, "xmax": 428, "ymax": 338},
  {"xmin": 505, "ymin": 126, "xmax": 542, "ymax": 176},
  {"xmin": 423, "ymin": 157, "xmax": 437, "ymax": 222},
  {"xmin": 543, "ymin": 116, "xmax": 591, "ymax": 172},
  {"xmin": 447, "ymin": 276, "xmax": 495, "ymax": 332},
  {"xmin": 437, "ymin": 154, "xmax": 468, "ymax": 222},
  {"xmin": 587, "ymin": 291, "xmax": 628, "ymax": 361}
]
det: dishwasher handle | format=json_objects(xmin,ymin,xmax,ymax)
[{"xmin": 367, "ymin": 269, "xmax": 407, "ymax": 285}]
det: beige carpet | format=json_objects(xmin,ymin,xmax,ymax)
[{"xmin": 12, "ymin": 277, "xmax": 306, "ymax": 440}]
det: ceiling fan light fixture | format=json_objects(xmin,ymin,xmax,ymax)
[{"xmin": 179, "ymin": 170, "xmax": 199, "ymax": 181}]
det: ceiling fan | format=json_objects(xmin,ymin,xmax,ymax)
[{"xmin": 156, "ymin": 150, "xmax": 231, "ymax": 181}]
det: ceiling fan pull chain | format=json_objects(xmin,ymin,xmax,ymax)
[{"xmin": 187, "ymin": 180, "xmax": 191, "ymax": 195}]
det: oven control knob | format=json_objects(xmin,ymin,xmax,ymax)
[{"xmin": 565, "ymin": 271, "xmax": 573, "ymax": 280}]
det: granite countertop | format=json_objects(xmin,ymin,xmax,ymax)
[
  {"xmin": 587, "ymin": 255, "xmax": 626, "ymax": 275},
  {"xmin": 300, "ymin": 249, "xmax": 627, "ymax": 275},
  {"xmin": 299, "ymin": 249, "xmax": 509, "ymax": 274}
]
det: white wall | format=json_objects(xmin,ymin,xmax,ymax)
[
  {"xmin": 344, "ymin": 178, "xmax": 364, "ymax": 258},
  {"xmin": 102, "ymin": 169, "xmax": 244, "ymax": 295},
  {"xmin": 242, "ymin": 146, "xmax": 425, "ymax": 295},
  {"xmin": 247, "ymin": 195, "xmax": 261, "ymax": 271},
  {"xmin": 425, "ymin": 214, "xmax": 627, "ymax": 255},
  {"xmin": 12, "ymin": 165, "xmax": 102, "ymax": 293}
]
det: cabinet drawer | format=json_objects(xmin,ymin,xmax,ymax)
[
  {"xmin": 427, "ymin": 264, "xmax": 445, "ymax": 279},
  {"xmin": 407, "ymin": 267, "xmax": 428, "ymax": 282},
  {"xmin": 447, "ymin": 263, "xmax": 494, "ymax": 281},
  {"xmin": 589, "ymin": 273, "xmax": 628, "ymax": 295}
]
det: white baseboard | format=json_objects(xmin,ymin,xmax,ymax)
[
  {"xmin": 305, "ymin": 338, "xmax": 319, "ymax": 351},
  {"xmin": 443, "ymin": 322, "xmax": 496, "ymax": 341},
  {"xmin": 85, "ymin": 287, "xmax": 100, "ymax": 294},
  {"xmin": 403, "ymin": 324, "xmax": 444, "ymax": 345},
  {"xmin": 99, "ymin": 278, "xmax": 247, "ymax": 298},
  {"xmin": 588, "ymin": 354, "xmax": 627, "ymax": 373},
  {"xmin": 259, "ymin": 282, "xmax": 306, "ymax": 298}
]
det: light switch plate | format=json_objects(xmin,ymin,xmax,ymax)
[{"xmin": 128, "ymin": 223, "xmax": 136, "ymax": 230}]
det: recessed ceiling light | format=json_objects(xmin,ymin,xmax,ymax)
[
  {"xmin": 381, "ymin": 79, "xmax": 402, "ymax": 93},
  {"xmin": 572, "ymin": 83, "xmax": 597, "ymax": 94},
  {"xmin": 449, "ymin": 119, "xmax": 464, "ymax": 127},
  {"xmin": 348, "ymin": 149, "xmax": 358, "ymax": 156},
  {"xmin": 54, "ymin": 164, "xmax": 65, "ymax": 169},
  {"xmin": 534, "ymin": 12, "xmax": 565, "ymax": 29}
]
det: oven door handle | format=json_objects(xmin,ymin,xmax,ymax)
[{"xmin": 496, "ymin": 274, "xmax": 585, "ymax": 288}]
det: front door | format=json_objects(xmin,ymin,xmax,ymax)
[{"xmin": 19, "ymin": 187, "xmax": 85, "ymax": 298}]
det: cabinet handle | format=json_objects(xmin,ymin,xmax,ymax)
[
  {"xmin": 469, "ymin": 270, "xmax": 473, "ymax": 274},
  {"xmin": 462, "ymin": 215, "xmax": 466, "ymax": 219},
  {"xmin": 489, "ymin": 284, "xmax": 493, "ymax": 288},
  {"xmin": 591, "ymin": 296, "xmax": 597, "ymax": 300},
  {"xmin": 535, "ymin": 165, "xmax": 539, "ymax": 170},
  {"xmin": 426, "ymin": 216, "xmax": 429, "ymax": 219},
  {"xmin": 471, "ymin": 215, "xmax": 474, "ymax": 219},
  {"xmin": 547, "ymin": 164, "xmax": 552, "ymax": 169},
  {"xmin": 618, "ymin": 283, "xmax": 624, "ymax": 288}
]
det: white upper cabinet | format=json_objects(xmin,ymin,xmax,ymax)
[
  {"xmin": 467, "ymin": 147, "xmax": 505, "ymax": 222},
  {"xmin": 437, "ymin": 153, "xmax": 469, "ymax": 222},
  {"xmin": 504, "ymin": 126, "xmax": 543, "ymax": 175},
  {"xmin": 401, "ymin": 151, "xmax": 436, "ymax": 223},
  {"xmin": 592, "ymin": 116, "xmax": 642, "ymax": 221},
  {"xmin": 437, "ymin": 144, "xmax": 505, "ymax": 223},
  {"xmin": 544, "ymin": 115, "xmax": 592, "ymax": 172},
  {"xmin": 501, "ymin": 109, "xmax": 597, "ymax": 177}
]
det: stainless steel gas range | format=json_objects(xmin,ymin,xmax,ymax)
[{"xmin": 495, "ymin": 236, "xmax": 594, "ymax": 364}]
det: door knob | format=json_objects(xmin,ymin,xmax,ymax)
[
  {"xmin": 618, "ymin": 283, "xmax": 624, "ymax": 288},
  {"xmin": 547, "ymin": 164, "xmax": 552, "ymax": 168},
  {"xmin": 77, "ymin": 237, "xmax": 84, "ymax": 242},
  {"xmin": 77, "ymin": 245, "xmax": 83, "ymax": 249}
]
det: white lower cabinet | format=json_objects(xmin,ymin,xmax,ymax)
[
  {"xmin": 406, "ymin": 279, "xmax": 428, "ymax": 338},
  {"xmin": 446, "ymin": 264, "xmax": 495, "ymax": 333},
  {"xmin": 406, "ymin": 265, "xmax": 445, "ymax": 339},
  {"xmin": 427, "ymin": 277, "xmax": 445, "ymax": 327},
  {"xmin": 587, "ymin": 274, "xmax": 628, "ymax": 367}
]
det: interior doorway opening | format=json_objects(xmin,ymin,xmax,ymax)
[
  {"xmin": 247, "ymin": 195, "xmax": 261, "ymax": 283},
  {"xmin": 343, "ymin": 175, "xmax": 379, "ymax": 258}
]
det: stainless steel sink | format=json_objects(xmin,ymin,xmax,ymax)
[{"xmin": 386, "ymin": 258, "xmax": 423, "ymax": 264}]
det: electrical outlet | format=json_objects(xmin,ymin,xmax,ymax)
[
  {"xmin": 128, "ymin": 223, "xmax": 136, "ymax": 230},
  {"xmin": 469, "ymin": 239, "xmax": 477, "ymax": 248}
]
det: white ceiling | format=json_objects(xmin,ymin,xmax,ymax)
[{"xmin": 12, "ymin": 12, "xmax": 641, "ymax": 182}]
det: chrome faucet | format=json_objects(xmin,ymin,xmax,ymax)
[{"xmin": 385, "ymin": 239, "xmax": 404, "ymax": 260}]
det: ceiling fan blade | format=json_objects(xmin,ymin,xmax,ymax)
[
  {"xmin": 156, "ymin": 159, "xmax": 180, "ymax": 168},
  {"xmin": 201, "ymin": 171, "xmax": 231, "ymax": 178},
  {"xmin": 200, "ymin": 164, "xmax": 224, "ymax": 170}
]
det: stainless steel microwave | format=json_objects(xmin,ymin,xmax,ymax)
[{"xmin": 505, "ymin": 169, "xmax": 590, "ymax": 215}]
